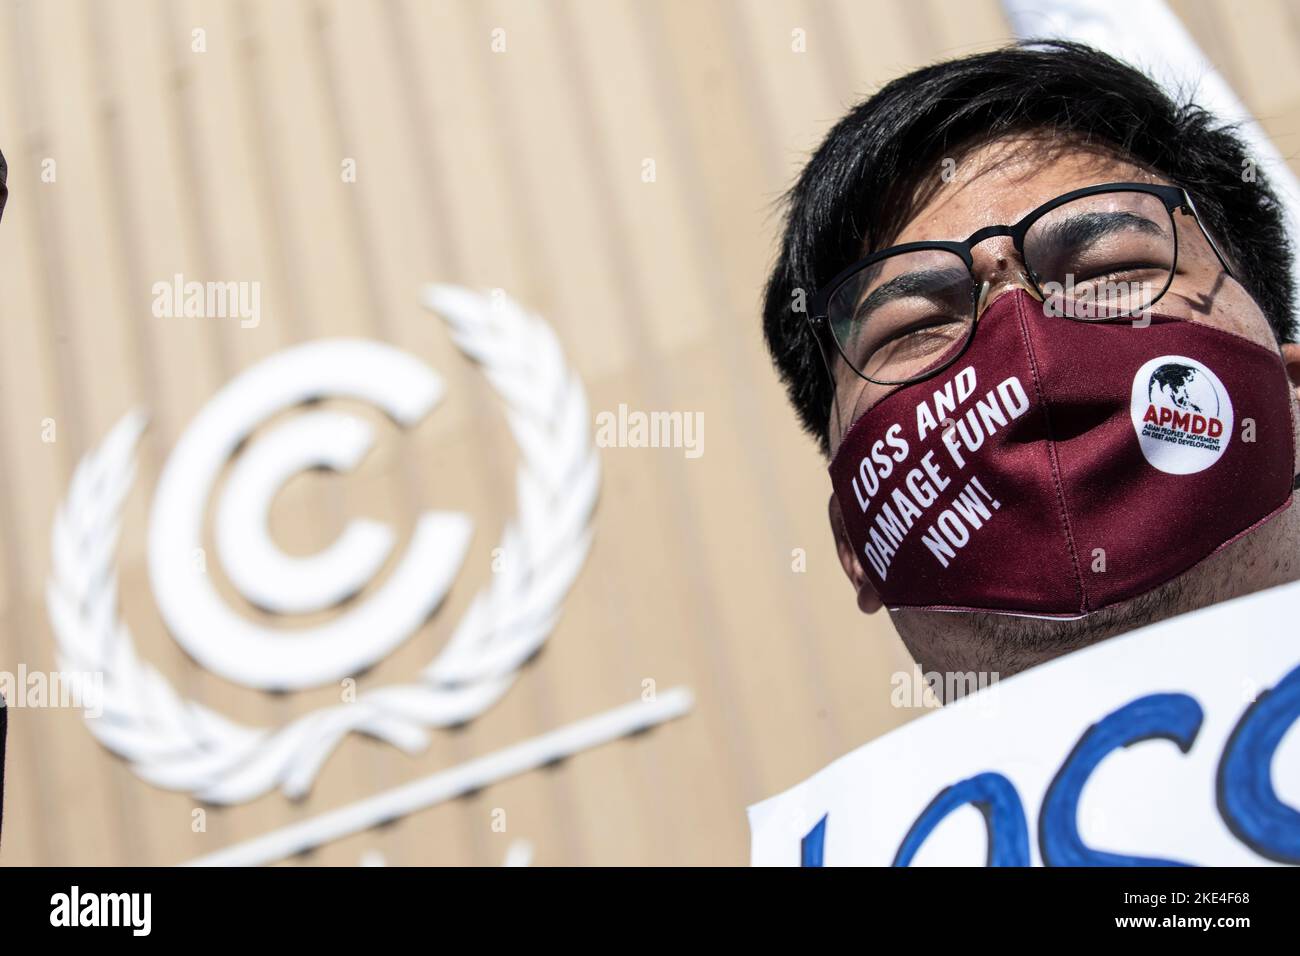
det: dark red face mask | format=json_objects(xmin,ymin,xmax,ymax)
[{"xmin": 829, "ymin": 289, "xmax": 1296, "ymax": 617}]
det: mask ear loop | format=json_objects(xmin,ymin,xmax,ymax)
[
  {"xmin": 811, "ymin": 327, "xmax": 850, "ymax": 456},
  {"xmin": 1158, "ymin": 205, "xmax": 1292, "ymax": 490},
  {"xmin": 819, "ymin": 343, "xmax": 878, "ymax": 447},
  {"xmin": 811, "ymin": 319, "xmax": 877, "ymax": 453}
]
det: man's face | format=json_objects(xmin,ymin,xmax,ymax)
[{"xmin": 827, "ymin": 134, "xmax": 1300, "ymax": 684}]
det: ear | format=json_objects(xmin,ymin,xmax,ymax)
[
  {"xmin": 1282, "ymin": 343, "xmax": 1300, "ymax": 402},
  {"xmin": 828, "ymin": 493, "xmax": 882, "ymax": 614}
]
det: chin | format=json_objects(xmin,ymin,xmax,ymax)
[
  {"xmin": 891, "ymin": 494, "xmax": 1300, "ymax": 689},
  {"xmin": 890, "ymin": 570, "xmax": 1197, "ymax": 691}
]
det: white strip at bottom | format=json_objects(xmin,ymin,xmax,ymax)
[{"xmin": 184, "ymin": 687, "xmax": 695, "ymax": 866}]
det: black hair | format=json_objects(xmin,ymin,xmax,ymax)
[{"xmin": 762, "ymin": 40, "xmax": 1296, "ymax": 456}]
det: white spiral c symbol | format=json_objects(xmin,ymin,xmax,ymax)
[{"xmin": 147, "ymin": 339, "xmax": 473, "ymax": 691}]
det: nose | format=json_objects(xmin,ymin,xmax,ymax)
[{"xmin": 970, "ymin": 236, "xmax": 1039, "ymax": 314}]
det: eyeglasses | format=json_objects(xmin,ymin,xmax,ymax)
[{"xmin": 808, "ymin": 182, "xmax": 1235, "ymax": 387}]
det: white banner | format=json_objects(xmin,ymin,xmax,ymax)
[{"xmin": 749, "ymin": 581, "xmax": 1300, "ymax": 866}]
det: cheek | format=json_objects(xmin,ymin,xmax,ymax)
[
  {"xmin": 1160, "ymin": 231, "xmax": 1278, "ymax": 350},
  {"xmin": 1193, "ymin": 285, "xmax": 1275, "ymax": 351},
  {"xmin": 1164, "ymin": 266, "xmax": 1277, "ymax": 352},
  {"xmin": 1219, "ymin": 288, "xmax": 1278, "ymax": 351}
]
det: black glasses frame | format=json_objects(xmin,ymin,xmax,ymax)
[{"xmin": 807, "ymin": 182, "xmax": 1235, "ymax": 386}]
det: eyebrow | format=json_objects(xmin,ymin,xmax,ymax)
[
  {"xmin": 852, "ymin": 265, "xmax": 970, "ymax": 324},
  {"xmin": 1031, "ymin": 210, "xmax": 1166, "ymax": 255}
]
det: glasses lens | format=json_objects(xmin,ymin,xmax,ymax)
[
  {"xmin": 1023, "ymin": 191, "xmax": 1175, "ymax": 320},
  {"xmin": 826, "ymin": 248, "xmax": 974, "ymax": 385}
]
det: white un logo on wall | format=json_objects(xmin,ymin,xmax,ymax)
[
  {"xmin": 45, "ymin": 286, "xmax": 600, "ymax": 804},
  {"xmin": 1130, "ymin": 354, "xmax": 1233, "ymax": 475}
]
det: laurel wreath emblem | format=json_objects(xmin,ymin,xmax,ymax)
[{"xmin": 46, "ymin": 286, "xmax": 600, "ymax": 804}]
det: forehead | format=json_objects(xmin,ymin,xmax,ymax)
[{"xmin": 890, "ymin": 135, "xmax": 1167, "ymax": 247}]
